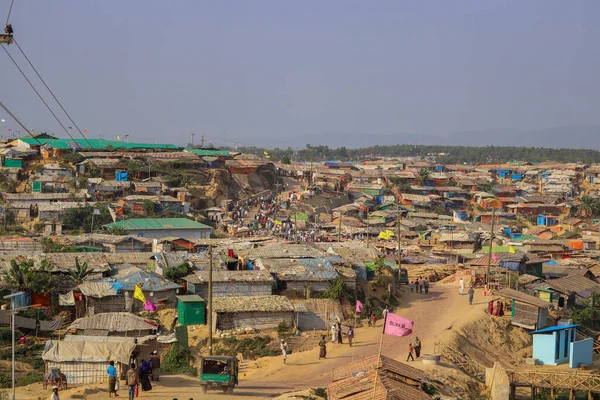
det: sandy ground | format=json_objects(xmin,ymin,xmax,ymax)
[{"xmin": 17, "ymin": 280, "xmax": 486, "ymax": 400}]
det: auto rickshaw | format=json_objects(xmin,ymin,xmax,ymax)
[
  {"xmin": 399, "ymin": 268, "xmax": 409, "ymax": 284},
  {"xmin": 199, "ymin": 355, "xmax": 238, "ymax": 394}
]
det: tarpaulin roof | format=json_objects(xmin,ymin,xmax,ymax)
[
  {"xmin": 42, "ymin": 340, "xmax": 136, "ymax": 364},
  {"xmin": 78, "ymin": 281, "xmax": 117, "ymax": 298}
]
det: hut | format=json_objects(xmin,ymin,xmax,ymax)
[
  {"xmin": 531, "ymin": 324, "xmax": 593, "ymax": 367},
  {"xmin": 211, "ymin": 295, "xmax": 294, "ymax": 332},
  {"xmin": 67, "ymin": 312, "xmax": 158, "ymax": 337},
  {"xmin": 184, "ymin": 269, "xmax": 274, "ymax": 298},
  {"xmin": 495, "ymin": 288, "xmax": 552, "ymax": 330}
]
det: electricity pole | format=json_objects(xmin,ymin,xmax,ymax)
[
  {"xmin": 208, "ymin": 245, "xmax": 213, "ymax": 355},
  {"xmin": 191, "ymin": 133, "xmax": 195, "ymax": 147},
  {"xmin": 486, "ymin": 207, "xmax": 496, "ymax": 286},
  {"xmin": 397, "ymin": 205, "xmax": 402, "ymax": 269}
]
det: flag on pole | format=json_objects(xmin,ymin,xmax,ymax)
[
  {"xmin": 453, "ymin": 210, "xmax": 464, "ymax": 223},
  {"xmin": 356, "ymin": 300, "xmax": 363, "ymax": 313},
  {"xmin": 83, "ymin": 129, "xmax": 88, "ymax": 133},
  {"xmin": 108, "ymin": 206, "xmax": 117, "ymax": 223},
  {"xmin": 383, "ymin": 312, "xmax": 414, "ymax": 337},
  {"xmin": 143, "ymin": 300, "xmax": 157, "ymax": 312},
  {"xmin": 133, "ymin": 285, "xmax": 146, "ymax": 303},
  {"xmin": 93, "ymin": 208, "xmax": 101, "ymax": 215},
  {"xmin": 117, "ymin": 136, "xmax": 121, "ymax": 141}
]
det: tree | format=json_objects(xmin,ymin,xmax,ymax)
[
  {"xmin": 580, "ymin": 195, "xmax": 600, "ymax": 218},
  {"xmin": 143, "ymin": 200, "xmax": 156, "ymax": 216},
  {"xmin": 69, "ymin": 258, "xmax": 94, "ymax": 284},
  {"xmin": 2, "ymin": 259, "xmax": 32, "ymax": 290},
  {"xmin": 2, "ymin": 259, "xmax": 57, "ymax": 294},
  {"xmin": 416, "ymin": 168, "xmax": 431, "ymax": 186},
  {"xmin": 62, "ymin": 204, "xmax": 113, "ymax": 231},
  {"xmin": 281, "ymin": 155, "xmax": 291, "ymax": 164},
  {"xmin": 164, "ymin": 262, "xmax": 194, "ymax": 282}
]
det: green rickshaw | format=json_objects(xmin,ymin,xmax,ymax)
[
  {"xmin": 399, "ymin": 268, "xmax": 409, "ymax": 284},
  {"xmin": 200, "ymin": 356, "xmax": 238, "ymax": 394}
]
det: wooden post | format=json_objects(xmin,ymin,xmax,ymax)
[
  {"xmin": 569, "ymin": 389, "xmax": 575, "ymax": 400},
  {"xmin": 208, "ymin": 244, "xmax": 213, "ymax": 355},
  {"xmin": 531, "ymin": 386, "xmax": 537, "ymax": 399},
  {"xmin": 371, "ymin": 317, "xmax": 386, "ymax": 400},
  {"xmin": 509, "ymin": 384, "xmax": 516, "ymax": 400},
  {"xmin": 550, "ymin": 387, "xmax": 556, "ymax": 399},
  {"xmin": 486, "ymin": 207, "xmax": 496, "ymax": 286}
]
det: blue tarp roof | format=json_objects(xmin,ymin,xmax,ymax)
[
  {"xmin": 530, "ymin": 324, "xmax": 580, "ymax": 334},
  {"xmin": 113, "ymin": 269, "xmax": 181, "ymax": 291},
  {"xmin": 297, "ymin": 258, "xmax": 339, "ymax": 280}
]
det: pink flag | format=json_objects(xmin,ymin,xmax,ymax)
[
  {"xmin": 383, "ymin": 312, "xmax": 414, "ymax": 337},
  {"xmin": 356, "ymin": 300, "xmax": 363, "ymax": 313},
  {"xmin": 144, "ymin": 300, "xmax": 157, "ymax": 312}
]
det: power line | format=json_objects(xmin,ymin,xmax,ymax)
[
  {"xmin": 13, "ymin": 39, "xmax": 93, "ymax": 148},
  {"xmin": 5, "ymin": 0, "xmax": 15, "ymax": 25},
  {"xmin": 0, "ymin": 99, "xmax": 43, "ymax": 145},
  {"xmin": 1, "ymin": 44, "xmax": 81, "ymax": 145}
]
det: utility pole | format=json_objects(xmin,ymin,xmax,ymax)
[
  {"xmin": 397, "ymin": 205, "xmax": 402, "ymax": 269},
  {"xmin": 338, "ymin": 213, "xmax": 342, "ymax": 242},
  {"xmin": 366, "ymin": 209, "xmax": 370, "ymax": 244},
  {"xmin": 486, "ymin": 207, "xmax": 496, "ymax": 286},
  {"xmin": 200, "ymin": 135, "xmax": 206, "ymax": 148},
  {"xmin": 191, "ymin": 133, "xmax": 195, "ymax": 147},
  {"xmin": 208, "ymin": 245, "xmax": 213, "ymax": 355}
]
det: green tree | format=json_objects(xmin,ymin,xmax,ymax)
[
  {"xmin": 2, "ymin": 259, "xmax": 33, "ymax": 290},
  {"xmin": 69, "ymin": 258, "xmax": 94, "ymax": 284},
  {"xmin": 416, "ymin": 168, "xmax": 431, "ymax": 186},
  {"xmin": 62, "ymin": 204, "xmax": 113, "ymax": 231},
  {"xmin": 580, "ymin": 195, "xmax": 600, "ymax": 218},
  {"xmin": 143, "ymin": 200, "xmax": 156, "ymax": 216},
  {"xmin": 164, "ymin": 262, "xmax": 194, "ymax": 282},
  {"xmin": 281, "ymin": 155, "xmax": 291, "ymax": 164}
]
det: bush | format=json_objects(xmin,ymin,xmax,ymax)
[
  {"xmin": 214, "ymin": 335, "xmax": 279, "ymax": 360},
  {"xmin": 276, "ymin": 322, "xmax": 288, "ymax": 335},
  {"xmin": 16, "ymin": 373, "xmax": 43, "ymax": 387},
  {"xmin": 0, "ymin": 329, "xmax": 11, "ymax": 344},
  {"xmin": 162, "ymin": 343, "xmax": 196, "ymax": 374}
]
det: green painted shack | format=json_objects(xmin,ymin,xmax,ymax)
[
  {"xmin": 177, "ymin": 295, "xmax": 205, "ymax": 326},
  {"xmin": 4, "ymin": 158, "xmax": 23, "ymax": 168}
]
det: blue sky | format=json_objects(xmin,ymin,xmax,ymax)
[{"xmin": 1, "ymin": 0, "xmax": 599, "ymax": 146}]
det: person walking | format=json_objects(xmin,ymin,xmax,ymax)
[
  {"xmin": 382, "ymin": 307, "xmax": 389, "ymax": 320},
  {"xmin": 424, "ymin": 278, "xmax": 429, "ymax": 294},
  {"xmin": 459, "ymin": 277, "xmax": 465, "ymax": 295},
  {"xmin": 409, "ymin": 280, "xmax": 415, "ymax": 293},
  {"xmin": 371, "ymin": 313, "xmax": 377, "ymax": 327},
  {"xmin": 419, "ymin": 277, "xmax": 424, "ymax": 294},
  {"xmin": 318, "ymin": 335, "xmax": 327, "ymax": 359},
  {"xmin": 337, "ymin": 322, "xmax": 343, "ymax": 344},
  {"xmin": 127, "ymin": 363, "xmax": 139, "ymax": 400},
  {"xmin": 107, "ymin": 360, "xmax": 119, "ymax": 397},
  {"xmin": 331, "ymin": 324, "xmax": 337, "ymax": 343},
  {"xmin": 150, "ymin": 351, "xmax": 160, "ymax": 382},
  {"xmin": 366, "ymin": 305, "xmax": 372, "ymax": 327},
  {"xmin": 414, "ymin": 337, "xmax": 422, "ymax": 358},
  {"xmin": 347, "ymin": 327, "xmax": 354, "ymax": 347},
  {"xmin": 468, "ymin": 286, "xmax": 475, "ymax": 305},
  {"xmin": 51, "ymin": 386, "xmax": 60, "ymax": 400},
  {"xmin": 406, "ymin": 343, "xmax": 415, "ymax": 362},
  {"xmin": 280, "ymin": 339, "xmax": 289, "ymax": 364}
]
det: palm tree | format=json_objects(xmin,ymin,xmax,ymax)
[
  {"xmin": 69, "ymin": 258, "xmax": 94, "ymax": 284},
  {"xmin": 580, "ymin": 195, "xmax": 600, "ymax": 218},
  {"xmin": 416, "ymin": 168, "xmax": 431, "ymax": 186}
]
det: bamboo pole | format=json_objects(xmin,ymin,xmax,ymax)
[{"xmin": 371, "ymin": 313, "xmax": 387, "ymax": 400}]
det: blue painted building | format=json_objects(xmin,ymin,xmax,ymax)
[
  {"xmin": 531, "ymin": 325, "xmax": 578, "ymax": 366},
  {"xmin": 537, "ymin": 215, "xmax": 558, "ymax": 227}
]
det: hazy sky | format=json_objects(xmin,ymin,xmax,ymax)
[{"xmin": 1, "ymin": 0, "xmax": 599, "ymax": 147}]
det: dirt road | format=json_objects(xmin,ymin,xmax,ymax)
[{"xmin": 27, "ymin": 280, "xmax": 482, "ymax": 400}]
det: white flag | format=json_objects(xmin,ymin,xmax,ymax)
[
  {"xmin": 93, "ymin": 208, "xmax": 101, "ymax": 215},
  {"xmin": 453, "ymin": 210, "xmax": 464, "ymax": 223},
  {"xmin": 108, "ymin": 207, "xmax": 117, "ymax": 223}
]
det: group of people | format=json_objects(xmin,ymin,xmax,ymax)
[
  {"xmin": 409, "ymin": 277, "xmax": 430, "ymax": 294},
  {"xmin": 406, "ymin": 336, "xmax": 422, "ymax": 362},
  {"xmin": 107, "ymin": 351, "xmax": 160, "ymax": 400}
]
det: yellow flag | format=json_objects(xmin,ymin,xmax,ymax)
[
  {"xmin": 133, "ymin": 285, "xmax": 146, "ymax": 303},
  {"xmin": 117, "ymin": 136, "xmax": 121, "ymax": 141},
  {"xmin": 509, "ymin": 246, "xmax": 516, "ymax": 254}
]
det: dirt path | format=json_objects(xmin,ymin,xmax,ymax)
[{"xmin": 23, "ymin": 281, "xmax": 484, "ymax": 400}]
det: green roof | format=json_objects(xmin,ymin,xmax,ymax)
[
  {"xmin": 104, "ymin": 218, "xmax": 212, "ymax": 230},
  {"xmin": 177, "ymin": 295, "xmax": 205, "ymax": 302},
  {"xmin": 20, "ymin": 137, "xmax": 180, "ymax": 150},
  {"xmin": 184, "ymin": 147, "xmax": 231, "ymax": 157}
]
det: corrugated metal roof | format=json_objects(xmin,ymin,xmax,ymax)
[
  {"xmin": 185, "ymin": 269, "xmax": 274, "ymax": 284},
  {"xmin": 495, "ymin": 288, "xmax": 552, "ymax": 308},
  {"xmin": 112, "ymin": 267, "xmax": 181, "ymax": 291},
  {"xmin": 104, "ymin": 218, "xmax": 212, "ymax": 230},
  {"xmin": 20, "ymin": 137, "xmax": 180, "ymax": 150}
]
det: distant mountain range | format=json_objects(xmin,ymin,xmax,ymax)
[{"xmin": 241, "ymin": 125, "xmax": 600, "ymax": 150}]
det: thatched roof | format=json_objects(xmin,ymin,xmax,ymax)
[{"xmin": 212, "ymin": 295, "xmax": 293, "ymax": 313}]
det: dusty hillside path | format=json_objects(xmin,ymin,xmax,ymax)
[{"xmin": 27, "ymin": 281, "xmax": 485, "ymax": 400}]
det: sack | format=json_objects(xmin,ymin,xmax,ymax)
[
  {"xmin": 115, "ymin": 380, "xmax": 120, "ymax": 391},
  {"xmin": 135, "ymin": 385, "xmax": 139, "ymax": 397}
]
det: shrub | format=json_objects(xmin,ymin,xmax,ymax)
[
  {"xmin": 0, "ymin": 329, "xmax": 11, "ymax": 344},
  {"xmin": 162, "ymin": 343, "xmax": 196, "ymax": 374},
  {"xmin": 276, "ymin": 321, "xmax": 288, "ymax": 335}
]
